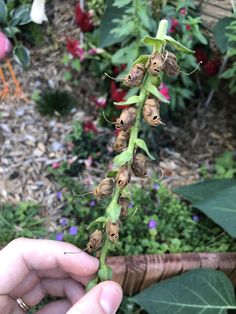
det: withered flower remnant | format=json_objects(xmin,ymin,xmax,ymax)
[
  {"xmin": 163, "ymin": 51, "xmax": 179, "ymax": 76},
  {"xmin": 143, "ymin": 98, "xmax": 164, "ymax": 127},
  {"xmin": 123, "ymin": 63, "xmax": 145, "ymax": 87},
  {"xmin": 119, "ymin": 197, "xmax": 130, "ymax": 218},
  {"xmin": 106, "ymin": 220, "xmax": 120, "ymax": 242},
  {"xmin": 115, "ymin": 107, "xmax": 136, "ymax": 131},
  {"xmin": 131, "ymin": 153, "xmax": 148, "ymax": 178},
  {"xmin": 112, "ymin": 130, "xmax": 130, "ymax": 153},
  {"xmin": 116, "ymin": 165, "xmax": 131, "ymax": 190},
  {"xmin": 87, "ymin": 229, "xmax": 103, "ymax": 253},
  {"xmin": 146, "ymin": 53, "xmax": 165, "ymax": 75},
  {"xmin": 93, "ymin": 178, "xmax": 115, "ymax": 199}
]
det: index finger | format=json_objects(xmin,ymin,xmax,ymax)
[{"xmin": 0, "ymin": 238, "xmax": 99, "ymax": 294}]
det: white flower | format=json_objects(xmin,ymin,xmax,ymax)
[{"xmin": 30, "ymin": 0, "xmax": 48, "ymax": 24}]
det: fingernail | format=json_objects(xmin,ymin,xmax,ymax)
[{"xmin": 99, "ymin": 284, "xmax": 122, "ymax": 314}]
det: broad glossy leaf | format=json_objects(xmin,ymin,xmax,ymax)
[
  {"xmin": 165, "ymin": 35, "xmax": 194, "ymax": 54},
  {"xmin": 135, "ymin": 139, "xmax": 155, "ymax": 160},
  {"xmin": 87, "ymin": 216, "xmax": 107, "ymax": 230},
  {"xmin": 0, "ymin": 0, "xmax": 7, "ymax": 24},
  {"xmin": 13, "ymin": 45, "xmax": 30, "ymax": 69},
  {"xmin": 174, "ymin": 179, "xmax": 236, "ymax": 203},
  {"xmin": 193, "ymin": 185, "xmax": 236, "ymax": 237},
  {"xmin": 132, "ymin": 55, "xmax": 150, "ymax": 66},
  {"xmin": 132, "ymin": 269, "xmax": 236, "ymax": 314},
  {"xmin": 145, "ymin": 84, "xmax": 170, "ymax": 104},
  {"xmin": 113, "ymin": 150, "xmax": 132, "ymax": 166},
  {"xmin": 114, "ymin": 95, "xmax": 140, "ymax": 106}
]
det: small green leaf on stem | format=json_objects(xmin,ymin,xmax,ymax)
[
  {"xmin": 165, "ymin": 35, "xmax": 194, "ymax": 54},
  {"xmin": 135, "ymin": 139, "xmax": 155, "ymax": 160},
  {"xmin": 98, "ymin": 265, "xmax": 113, "ymax": 281},
  {"xmin": 114, "ymin": 95, "xmax": 140, "ymax": 106},
  {"xmin": 132, "ymin": 55, "xmax": 150, "ymax": 66},
  {"xmin": 113, "ymin": 150, "xmax": 132, "ymax": 166},
  {"xmin": 87, "ymin": 217, "xmax": 107, "ymax": 230},
  {"xmin": 107, "ymin": 203, "xmax": 121, "ymax": 223},
  {"xmin": 106, "ymin": 170, "xmax": 118, "ymax": 178},
  {"xmin": 143, "ymin": 36, "xmax": 165, "ymax": 48},
  {"xmin": 145, "ymin": 84, "xmax": 170, "ymax": 104},
  {"xmin": 86, "ymin": 277, "xmax": 98, "ymax": 292},
  {"xmin": 0, "ymin": 0, "xmax": 8, "ymax": 24}
]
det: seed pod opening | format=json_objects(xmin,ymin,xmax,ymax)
[
  {"xmin": 106, "ymin": 220, "xmax": 120, "ymax": 242},
  {"xmin": 115, "ymin": 107, "xmax": 136, "ymax": 131},
  {"xmin": 94, "ymin": 178, "xmax": 115, "ymax": 199},
  {"xmin": 163, "ymin": 51, "xmax": 179, "ymax": 76},
  {"xmin": 143, "ymin": 98, "xmax": 164, "ymax": 127},
  {"xmin": 116, "ymin": 166, "xmax": 131, "ymax": 190},
  {"xmin": 119, "ymin": 197, "xmax": 130, "ymax": 218},
  {"xmin": 87, "ymin": 229, "xmax": 103, "ymax": 253},
  {"xmin": 147, "ymin": 53, "xmax": 165, "ymax": 75},
  {"xmin": 112, "ymin": 130, "xmax": 130, "ymax": 153},
  {"xmin": 124, "ymin": 64, "xmax": 145, "ymax": 87},
  {"xmin": 131, "ymin": 153, "xmax": 147, "ymax": 178}
]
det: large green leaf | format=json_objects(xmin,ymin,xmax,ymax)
[
  {"xmin": 98, "ymin": 0, "xmax": 127, "ymax": 48},
  {"xmin": 165, "ymin": 35, "xmax": 194, "ymax": 54},
  {"xmin": 174, "ymin": 179, "xmax": 236, "ymax": 203},
  {"xmin": 132, "ymin": 269, "xmax": 236, "ymax": 314},
  {"xmin": 213, "ymin": 18, "xmax": 235, "ymax": 53},
  {"xmin": 0, "ymin": 0, "xmax": 7, "ymax": 24},
  {"xmin": 193, "ymin": 185, "xmax": 236, "ymax": 237}
]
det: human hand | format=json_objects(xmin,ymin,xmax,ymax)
[{"xmin": 0, "ymin": 238, "xmax": 122, "ymax": 314}]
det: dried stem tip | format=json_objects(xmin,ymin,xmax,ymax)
[
  {"xmin": 87, "ymin": 229, "xmax": 103, "ymax": 253},
  {"xmin": 94, "ymin": 178, "xmax": 115, "ymax": 199},
  {"xmin": 131, "ymin": 153, "xmax": 148, "ymax": 178}
]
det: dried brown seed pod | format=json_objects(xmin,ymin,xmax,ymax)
[
  {"xmin": 106, "ymin": 220, "xmax": 120, "ymax": 242},
  {"xmin": 112, "ymin": 130, "xmax": 130, "ymax": 153},
  {"xmin": 131, "ymin": 153, "xmax": 147, "ymax": 178},
  {"xmin": 124, "ymin": 64, "xmax": 145, "ymax": 87},
  {"xmin": 143, "ymin": 98, "xmax": 164, "ymax": 127},
  {"xmin": 116, "ymin": 165, "xmax": 131, "ymax": 190},
  {"xmin": 147, "ymin": 53, "xmax": 165, "ymax": 75},
  {"xmin": 119, "ymin": 197, "xmax": 130, "ymax": 218},
  {"xmin": 87, "ymin": 229, "xmax": 103, "ymax": 253},
  {"xmin": 163, "ymin": 51, "xmax": 179, "ymax": 76},
  {"xmin": 94, "ymin": 178, "xmax": 115, "ymax": 199},
  {"xmin": 115, "ymin": 107, "xmax": 136, "ymax": 131}
]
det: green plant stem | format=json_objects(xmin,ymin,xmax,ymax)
[{"xmin": 97, "ymin": 18, "xmax": 169, "ymax": 279}]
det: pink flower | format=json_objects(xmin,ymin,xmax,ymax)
[
  {"xmin": 169, "ymin": 18, "xmax": 179, "ymax": 33},
  {"xmin": 186, "ymin": 24, "xmax": 191, "ymax": 31},
  {"xmin": 159, "ymin": 83, "xmax": 170, "ymax": 101},
  {"xmin": 84, "ymin": 156, "xmax": 93, "ymax": 169},
  {"xmin": 179, "ymin": 8, "xmax": 186, "ymax": 15},
  {"xmin": 0, "ymin": 32, "xmax": 12, "ymax": 60},
  {"xmin": 52, "ymin": 162, "xmax": 60, "ymax": 169},
  {"xmin": 83, "ymin": 121, "xmax": 97, "ymax": 133},
  {"xmin": 91, "ymin": 96, "xmax": 107, "ymax": 108},
  {"xmin": 66, "ymin": 38, "xmax": 85, "ymax": 61}
]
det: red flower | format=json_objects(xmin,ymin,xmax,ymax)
[
  {"xmin": 203, "ymin": 60, "xmax": 221, "ymax": 76},
  {"xmin": 83, "ymin": 121, "xmax": 97, "ymax": 133},
  {"xmin": 159, "ymin": 83, "xmax": 170, "ymax": 101},
  {"xmin": 75, "ymin": 4, "xmax": 94, "ymax": 32},
  {"xmin": 179, "ymin": 8, "xmax": 186, "ymax": 15},
  {"xmin": 186, "ymin": 24, "xmax": 191, "ymax": 31},
  {"xmin": 110, "ymin": 82, "xmax": 128, "ymax": 110},
  {"xmin": 195, "ymin": 47, "xmax": 208, "ymax": 65},
  {"xmin": 169, "ymin": 18, "xmax": 179, "ymax": 33},
  {"xmin": 113, "ymin": 64, "xmax": 126, "ymax": 75},
  {"xmin": 66, "ymin": 38, "xmax": 85, "ymax": 60}
]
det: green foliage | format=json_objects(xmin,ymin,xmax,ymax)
[
  {"xmin": 220, "ymin": 18, "xmax": 236, "ymax": 94},
  {"xmin": 175, "ymin": 179, "xmax": 236, "ymax": 237},
  {"xmin": 35, "ymin": 89, "xmax": 77, "ymax": 117},
  {"xmin": 214, "ymin": 151, "xmax": 236, "ymax": 179},
  {"xmin": 0, "ymin": 202, "xmax": 46, "ymax": 246},
  {"xmin": 132, "ymin": 269, "xmax": 236, "ymax": 314}
]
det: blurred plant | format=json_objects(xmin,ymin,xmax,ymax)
[
  {"xmin": 0, "ymin": 202, "xmax": 46, "ymax": 246},
  {"xmin": 214, "ymin": 151, "xmax": 236, "ymax": 179},
  {"xmin": 35, "ymin": 89, "xmax": 77, "ymax": 117}
]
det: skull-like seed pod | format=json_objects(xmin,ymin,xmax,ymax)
[
  {"xmin": 163, "ymin": 51, "xmax": 179, "ymax": 76},
  {"xmin": 106, "ymin": 220, "xmax": 120, "ymax": 242},
  {"xmin": 124, "ymin": 64, "xmax": 145, "ymax": 87},
  {"xmin": 112, "ymin": 130, "xmax": 130, "ymax": 153},
  {"xmin": 143, "ymin": 98, "xmax": 164, "ymax": 127},
  {"xmin": 87, "ymin": 229, "xmax": 103, "ymax": 253},
  {"xmin": 115, "ymin": 107, "xmax": 136, "ymax": 131},
  {"xmin": 147, "ymin": 53, "xmax": 165, "ymax": 75},
  {"xmin": 119, "ymin": 197, "xmax": 130, "ymax": 218},
  {"xmin": 131, "ymin": 153, "xmax": 147, "ymax": 178},
  {"xmin": 94, "ymin": 178, "xmax": 115, "ymax": 199},
  {"xmin": 116, "ymin": 165, "xmax": 131, "ymax": 190}
]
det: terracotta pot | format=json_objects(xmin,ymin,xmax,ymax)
[{"xmin": 107, "ymin": 252, "xmax": 236, "ymax": 296}]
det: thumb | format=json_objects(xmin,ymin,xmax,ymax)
[{"xmin": 66, "ymin": 281, "xmax": 123, "ymax": 314}]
